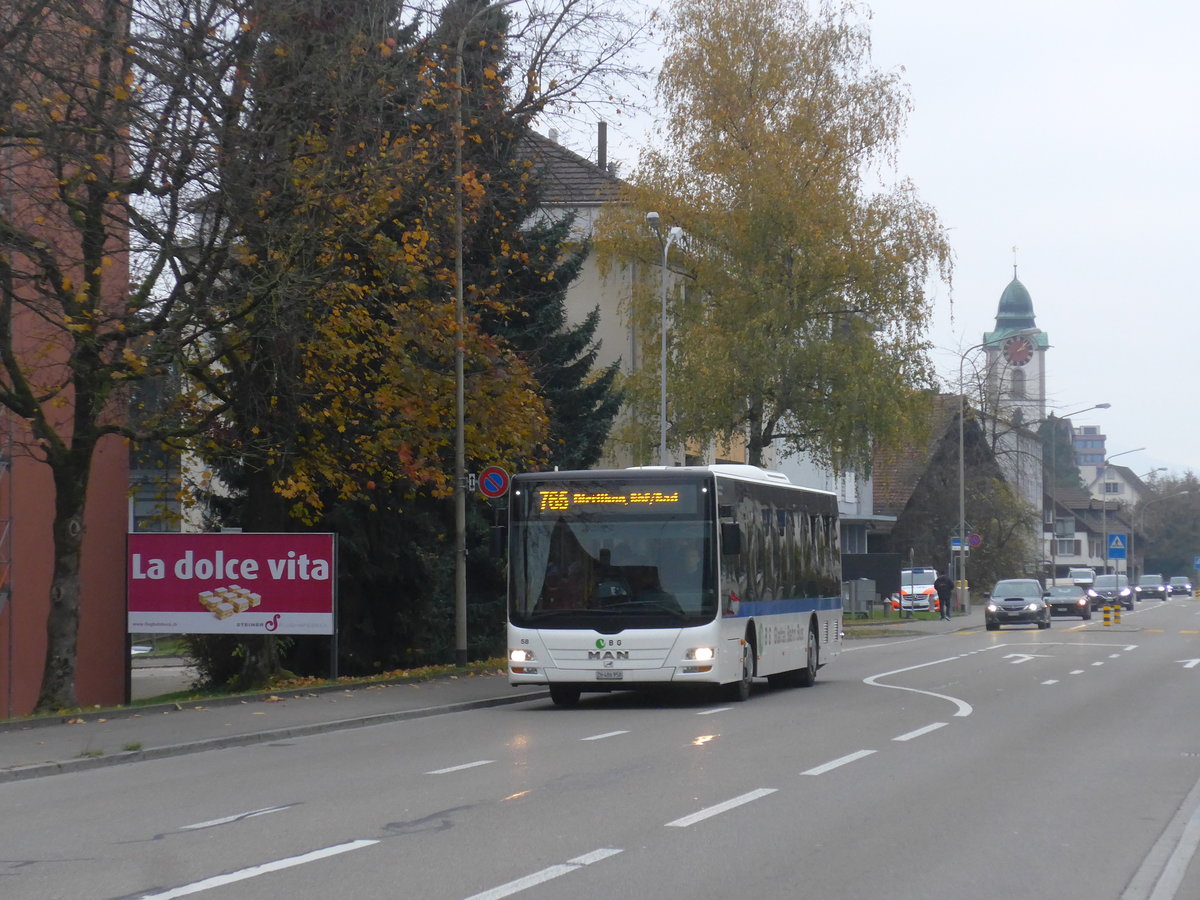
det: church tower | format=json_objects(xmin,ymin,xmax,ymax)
[
  {"xmin": 982, "ymin": 270, "xmax": 1047, "ymax": 427},
  {"xmin": 979, "ymin": 268, "xmax": 1048, "ymax": 511}
]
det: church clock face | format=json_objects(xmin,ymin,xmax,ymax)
[{"xmin": 1002, "ymin": 335, "xmax": 1035, "ymax": 367}]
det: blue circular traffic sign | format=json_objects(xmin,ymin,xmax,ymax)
[{"xmin": 479, "ymin": 466, "xmax": 510, "ymax": 499}]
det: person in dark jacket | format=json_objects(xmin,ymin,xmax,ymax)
[{"xmin": 934, "ymin": 573, "xmax": 954, "ymax": 620}]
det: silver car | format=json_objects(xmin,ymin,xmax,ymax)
[{"xmin": 985, "ymin": 578, "xmax": 1051, "ymax": 631}]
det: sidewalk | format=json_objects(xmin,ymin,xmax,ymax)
[
  {"xmin": 0, "ymin": 672, "xmax": 548, "ymax": 783},
  {"xmin": 2, "ymin": 607, "xmax": 990, "ymax": 783},
  {"xmin": 843, "ymin": 600, "xmax": 987, "ymax": 637}
]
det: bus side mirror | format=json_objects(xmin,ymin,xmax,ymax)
[
  {"xmin": 720, "ymin": 522, "xmax": 742, "ymax": 555},
  {"xmin": 490, "ymin": 525, "xmax": 506, "ymax": 558}
]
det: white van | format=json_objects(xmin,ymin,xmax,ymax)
[{"xmin": 1068, "ymin": 567, "xmax": 1094, "ymax": 588}]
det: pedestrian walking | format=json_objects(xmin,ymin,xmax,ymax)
[{"xmin": 934, "ymin": 572, "xmax": 954, "ymax": 620}]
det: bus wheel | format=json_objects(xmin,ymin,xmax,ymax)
[
  {"xmin": 794, "ymin": 626, "xmax": 819, "ymax": 688},
  {"xmin": 549, "ymin": 685, "xmax": 581, "ymax": 707},
  {"xmin": 725, "ymin": 640, "xmax": 754, "ymax": 702}
]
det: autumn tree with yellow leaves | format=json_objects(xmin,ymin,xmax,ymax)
[{"xmin": 597, "ymin": 0, "xmax": 952, "ymax": 473}]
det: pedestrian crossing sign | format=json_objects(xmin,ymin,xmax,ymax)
[{"xmin": 1107, "ymin": 534, "xmax": 1127, "ymax": 560}]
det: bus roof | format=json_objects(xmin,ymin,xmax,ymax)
[
  {"xmin": 514, "ymin": 464, "xmax": 838, "ymax": 498},
  {"xmin": 626, "ymin": 464, "xmax": 791, "ymax": 484}
]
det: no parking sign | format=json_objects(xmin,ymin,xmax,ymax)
[{"xmin": 478, "ymin": 466, "xmax": 510, "ymax": 499}]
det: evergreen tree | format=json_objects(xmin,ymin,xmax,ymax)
[{"xmin": 1038, "ymin": 416, "xmax": 1085, "ymax": 491}]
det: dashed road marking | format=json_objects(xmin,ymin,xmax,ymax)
[{"xmin": 665, "ymin": 789, "xmax": 778, "ymax": 827}]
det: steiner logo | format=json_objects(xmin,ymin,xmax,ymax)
[{"xmin": 587, "ymin": 650, "xmax": 629, "ymax": 661}]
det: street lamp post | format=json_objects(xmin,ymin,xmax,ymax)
[
  {"xmin": 645, "ymin": 212, "xmax": 683, "ymax": 466},
  {"xmin": 1127, "ymin": 466, "xmax": 1166, "ymax": 579},
  {"xmin": 1099, "ymin": 448, "xmax": 1144, "ymax": 578},
  {"xmin": 956, "ymin": 341, "xmax": 993, "ymax": 615},
  {"xmin": 1045, "ymin": 403, "xmax": 1110, "ymax": 583},
  {"xmin": 453, "ymin": 0, "xmax": 520, "ymax": 666},
  {"xmin": 1131, "ymin": 481, "xmax": 1184, "ymax": 582}
]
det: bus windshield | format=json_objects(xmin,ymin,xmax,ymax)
[{"xmin": 510, "ymin": 477, "xmax": 717, "ymax": 629}]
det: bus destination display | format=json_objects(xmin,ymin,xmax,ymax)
[{"xmin": 530, "ymin": 483, "xmax": 700, "ymax": 516}]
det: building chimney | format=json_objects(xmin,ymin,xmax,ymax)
[{"xmin": 597, "ymin": 121, "xmax": 607, "ymax": 172}]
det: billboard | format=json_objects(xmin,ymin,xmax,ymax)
[{"xmin": 128, "ymin": 533, "xmax": 336, "ymax": 635}]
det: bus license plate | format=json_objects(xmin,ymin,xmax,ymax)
[{"xmin": 595, "ymin": 670, "xmax": 623, "ymax": 681}]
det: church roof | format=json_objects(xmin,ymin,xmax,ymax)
[
  {"xmin": 993, "ymin": 276, "xmax": 1036, "ymax": 332},
  {"xmin": 983, "ymin": 273, "xmax": 1048, "ymax": 346}
]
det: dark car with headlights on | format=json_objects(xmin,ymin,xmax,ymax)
[
  {"xmin": 985, "ymin": 579, "xmax": 1051, "ymax": 630},
  {"xmin": 1135, "ymin": 574, "xmax": 1169, "ymax": 601},
  {"xmin": 1169, "ymin": 576, "xmax": 1192, "ymax": 596},
  {"xmin": 1088, "ymin": 573, "xmax": 1132, "ymax": 611},
  {"xmin": 1045, "ymin": 584, "xmax": 1092, "ymax": 620}
]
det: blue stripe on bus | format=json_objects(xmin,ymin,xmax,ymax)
[{"xmin": 733, "ymin": 596, "xmax": 842, "ymax": 617}]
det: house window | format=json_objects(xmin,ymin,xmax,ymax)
[
  {"xmin": 1104, "ymin": 481, "xmax": 1122, "ymax": 495},
  {"xmin": 1056, "ymin": 539, "xmax": 1081, "ymax": 556},
  {"xmin": 1054, "ymin": 516, "xmax": 1074, "ymax": 537}
]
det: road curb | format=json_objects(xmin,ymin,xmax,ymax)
[{"xmin": 0, "ymin": 688, "xmax": 549, "ymax": 783}]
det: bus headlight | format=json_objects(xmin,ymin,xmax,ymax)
[
  {"xmin": 509, "ymin": 648, "xmax": 535, "ymax": 663},
  {"xmin": 686, "ymin": 647, "xmax": 716, "ymax": 661}
]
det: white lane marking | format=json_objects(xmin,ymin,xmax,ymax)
[
  {"xmin": 697, "ymin": 707, "xmax": 731, "ymax": 716},
  {"xmin": 665, "ymin": 789, "xmax": 777, "ymax": 827},
  {"xmin": 1179, "ymin": 659, "xmax": 1200, "ymax": 669},
  {"xmin": 863, "ymin": 659, "xmax": 974, "ymax": 717},
  {"xmin": 1070, "ymin": 669, "xmax": 1085, "ymax": 675},
  {"xmin": 802, "ymin": 750, "xmax": 876, "ymax": 775},
  {"xmin": 893, "ymin": 723, "xmax": 947, "ymax": 742},
  {"xmin": 426, "ymin": 760, "xmax": 494, "ymax": 775},
  {"xmin": 1110, "ymin": 653, "xmax": 1122, "ymax": 658},
  {"xmin": 581, "ymin": 730, "xmax": 629, "ymax": 741},
  {"xmin": 463, "ymin": 848, "xmax": 622, "ymax": 900},
  {"xmin": 136, "ymin": 840, "xmax": 378, "ymax": 899},
  {"xmin": 1122, "ymin": 769, "xmax": 1200, "ymax": 900},
  {"xmin": 1042, "ymin": 680, "xmax": 1059, "ymax": 685},
  {"xmin": 1092, "ymin": 661, "xmax": 1105, "ymax": 667},
  {"xmin": 181, "ymin": 806, "xmax": 292, "ymax": 831}
]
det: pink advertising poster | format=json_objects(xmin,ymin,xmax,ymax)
[{"xmin": 127, "ymin": 533, "xmax": 336, "ymax": 635}]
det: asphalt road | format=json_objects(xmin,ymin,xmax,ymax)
[{"xmin": 3, "ymin": 598, "xmax": 1200, "ymax": 899}]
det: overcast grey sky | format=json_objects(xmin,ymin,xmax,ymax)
[
  {"xmin": 594, "ymin": 0, "xmax": 1198, "ymax": 477},
  {"xmin": 868, "ymin": 0, "xmax": 1200, "ymax": 479}
]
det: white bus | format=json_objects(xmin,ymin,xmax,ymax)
[{"xmin": 506, "ymin": 465, "xmax": 843, "ymax": 706}]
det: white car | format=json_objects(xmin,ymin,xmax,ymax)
[{"xmin": 891, "ymin": 567, "xmax": 939, "ymax": 612}]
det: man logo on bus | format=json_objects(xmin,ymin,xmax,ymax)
[{"xmin": 588, "ymin": 650, "xmax": 630, "ymax": 660}]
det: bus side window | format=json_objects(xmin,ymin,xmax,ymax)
[{"xmin": 721, "ymin": 522, "xmax": 742, "ymax": 555}]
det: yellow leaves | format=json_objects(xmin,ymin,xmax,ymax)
[{"xmin": 121, "ymin": 347, "xmax": 148, "ymax": 374}]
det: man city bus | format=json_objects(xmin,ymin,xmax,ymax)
[{"xmin": 505, "ymin": 465, "xmax": 843, "ymax": 706}]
